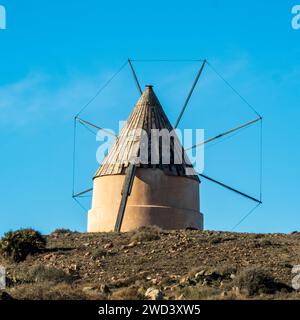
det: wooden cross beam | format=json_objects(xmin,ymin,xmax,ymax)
[
  {"xmin": 128, "ymin": 59, "xmax": 143, "ymax": 95},
  {"xmin": 199, "ymin": 173, "xmax": 262, "ymax": 204},
  {"xmin": 114, "ymin": 163, "xmax": 137, "ymax": 232},
  {"xmin": 174, "ymin": 59, "xmax": 207, "ymax": 129},
  {"xmin": 185, "ymin": 117, "xmax": 262, "ymax": 151}
]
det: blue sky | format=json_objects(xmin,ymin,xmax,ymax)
[{"xmin": 0, "ymin": 0, "xmax": 299, "ymax": 235}]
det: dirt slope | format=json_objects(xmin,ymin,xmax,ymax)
[{"xmin": 1, "ymin": 228, "xmax": 300, "ymax": 300}]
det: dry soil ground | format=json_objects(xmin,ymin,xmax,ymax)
[{"xmin": 1, "ymin": 227, "xmax": 300, "ymax": 300}]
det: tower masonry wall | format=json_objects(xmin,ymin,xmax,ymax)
[{"xmin": 88, "ymin": 168, "xmax": 203, "ymax": 232}]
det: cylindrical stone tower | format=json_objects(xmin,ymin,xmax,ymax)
[{"xmin": 88, "ymin": 85, "xmax": 203, "ymax": 232}]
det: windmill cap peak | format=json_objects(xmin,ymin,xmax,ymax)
[{"xmin": 138, "ymin": 84, "xmax": 160, "ymax": 107}]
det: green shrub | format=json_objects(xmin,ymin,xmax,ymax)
[
  {"xmin": 51, "ymin": 228, "xmax": 74, "ymax": 235},
  {"xmin": 0, "ymin": 229, "xmax": 46, "ymax": 262}
]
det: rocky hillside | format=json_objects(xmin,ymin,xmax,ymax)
[{"xmin": 1, "ymin": 227, "xmax": 300, "ymax": 300}]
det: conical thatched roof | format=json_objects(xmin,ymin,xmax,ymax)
[{"xmin": 94, "ymin": 85, "xmax": 199, "ymax": 181}]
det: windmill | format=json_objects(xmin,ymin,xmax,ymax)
[{"xmin": 72, "ymin": 59, "xmax": 263, "ymax": 232}]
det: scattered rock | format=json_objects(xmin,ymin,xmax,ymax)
[
  {"xmin": 2, "ymin": 230, "xmax": 297, "ymax": 300},
  {"xmin": 151, "ymin": 279, "xmax": 159, "ymax": 285},
  {"xmin": 104, "ymin": 243, "xmax": 113, "ymax": 249},
  {"xmin": 195, "ymin": 270, "xmax": 205, "ymax": 279},
  {"xmin": 145, "ymin": 287, "xmax": 163, "ymax": 300},
  {"xmin": 43, "ymin": 253, "xmax": 55, "ymax": 261},
  {"xmin": 127, "ymin": 241, "xmax": 138, "ymax": 248},
  {"xmin": 82, "ymin": 286, "xmax": 94, "ymax": 293}
]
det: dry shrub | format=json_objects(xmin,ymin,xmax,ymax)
[
  {"xmin": 234, "ymin": 268, "xmax": 288, "ymax": 296},
  {"xmin": 130, "ymin": 226, "xmax": 162, "ymax": 243},
  {"xmin": 110, "ymin": 286, "xmax": 144, "ymax": 300},
  {"xmin": 256, "ymin": 238, "xmax": 275, "ymax": 247},
  {"xmin": 187, "ymin": 264, "xmax": 237, "ymax": 281},
  {"xmin": 92, "ymin": 248, "xmax": 110, "ymax": 260},
  {"xmin": 181, "ymin": 285, "xmax": 222, "ymax": 300},
  {"xmin": 290, "ymin": 231, "xmax": 300, "ymax": 239},
  {"xmin": 216, "ymin": 264, "xmax": 238, "ymax": 277},
  {"xmin": 210, "ymin": 237, "xmax": 223, "ymax": 244},
  {"xmin": 29, "ymin": 265, "xmax": 75, "ymax": 284},
  {"xmin": 8, "ymin": 282, "xmax": 87, "ymax": 300}
]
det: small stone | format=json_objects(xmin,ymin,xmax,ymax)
[
  {"xmin": 127, "ymin": 241, "xmax": 137, "ymax": 248},
  {"xmin": 232, "ymin": 286, "xmax": 240, "ymax": 294},
  {"xmin": 194, "ymin": 271, "xmax": 205, "ymax": 280},
  {"xmin": 104, "ymin": 243, "xmax": 113, "ymax": 249},
  {"xmin": 145, "ymin": 287, "xmax": 163, "ymax": 300},
  {"xmin": 82, "ymin": 286, "xmax": 94, "ymax": 293},
  {"xmin": 70, "ymin": 264, "xmax": 78, "ymax": 271},
  {"xmin": 43, "ymin": 253, "xmax": 54, "ymax": 260},
  {"xmin": 179, "ymin": 276, "xmax": 188, "ymax": 285}
]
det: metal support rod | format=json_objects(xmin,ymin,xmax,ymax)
[
  {"xmin": 199, "ymin": 173, "xmax": 262, "ymax": 204},
  {"xmin": 73, "ymin": 188, "xmax": 93, "ymax": 198},
  {"xmin": 128, "ymin": 59, "xmax": 143, "ymax": 95},
  {"xmin": 114, "ymin": 163, "xmax": 136, "ymax": 232},
  {"xmin": 174, "ymin": 59, "xmax": 207, "ymax": 129},
  {"xmin": 186, "ymin": 116, "xmax": 262, "ymax": 151},
  {"xmin": 76, "ymin": 117, "xmax": 117, "ymax": 137}
]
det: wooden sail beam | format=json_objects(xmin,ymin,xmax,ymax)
[
  {"xmin": 128, "ymin": 59, "xmax": 143, "ymax": 95},
  {"xmin": 72, "ymin": 187, "xmax": 93, "ymax": 198},
  {"xmin": 186, "ymin": 116, "xmax": 262, "ymax": 151},
  {"xmin": 199, "ymin": 173, "xmax": 262, "ymax": 204},
  {"xmin": 174, "ymin": 59, "xmax": 207, "ymax": 129},
  {"xmin": 114, "ymin": 163, "xmax": 137, "ymax": 232},
  {"xmin": 76, "ymin": 117, "xmax": 117, "ymax": 137}
]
